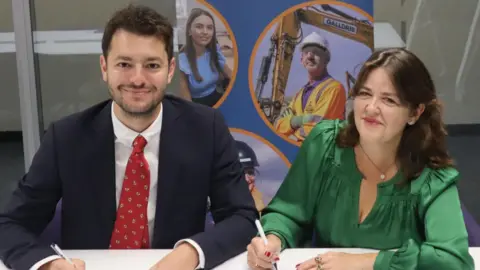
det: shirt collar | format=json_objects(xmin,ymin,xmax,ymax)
[
  {"xmin": 111, "ymin": 101, "xmax": 163, "ymax": 146},
  {"xmin": 304, "ymin": 72, "xmax": 331, "ymax": 88}
]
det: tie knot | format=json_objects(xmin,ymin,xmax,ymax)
[{"xmin": 132, "ymin": 135, "xmax": 147, "ymax": 152}]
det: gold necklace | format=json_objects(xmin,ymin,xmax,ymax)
[{"xmin": 358, "ymin": 144, "xmax": 396, "ymax": 181}]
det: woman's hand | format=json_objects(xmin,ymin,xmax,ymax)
[
  {"xmin": 295, "ymin": 252, "xmax": 376, "ymax": 270},
  {"xmin": 246, "ymin": 234, "xmax": 282, "ymax": 269}
]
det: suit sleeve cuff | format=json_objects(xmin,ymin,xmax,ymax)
[
  {"xmin": 29, "ymin": 255, "xmax": 62, "ymax": 270},
  {"xmin": 174, "ymin": 239, "xmax": 205, "ymax": 269}
]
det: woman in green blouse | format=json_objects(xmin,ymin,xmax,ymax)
[{"xmin": 246, "ymin": 48, "xmax": 475, "ymax": 270}]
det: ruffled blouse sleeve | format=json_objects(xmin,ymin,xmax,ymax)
[{"xmin": 374, "ymin": 168, "xmax": 475, "ymax": 270}]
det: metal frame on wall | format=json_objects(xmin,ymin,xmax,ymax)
[{"xmin": 11, "ymin": 0, "xmax": 42, "ymax": 171}]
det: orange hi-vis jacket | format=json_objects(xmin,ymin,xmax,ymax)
[{"xmin": 274, "ymin": 76, "xmax": 346, "ymax": 142}]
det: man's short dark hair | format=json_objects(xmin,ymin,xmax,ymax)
[{"xmin": 101, "ymin": 4, "xmax": 174, "ymax": 61}]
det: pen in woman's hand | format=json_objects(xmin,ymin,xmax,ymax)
[{"xmin": 255, "ymin": 219, "xmax": 279, "ymax": 270}]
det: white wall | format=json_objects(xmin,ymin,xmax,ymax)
[{"xmin": 375, "ymin": 0, "xmax": 480, "ymax": 125}]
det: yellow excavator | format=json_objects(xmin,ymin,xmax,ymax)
[{"xmin": 254, "ymin": 3, "xmax": 374, "ymax": 124}]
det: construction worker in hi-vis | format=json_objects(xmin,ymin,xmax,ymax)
[{"xmin": 275, "ymin": 32, "xmax": 346, "ymax": 142}]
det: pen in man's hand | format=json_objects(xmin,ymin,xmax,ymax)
[
  {"xmin": 50, "ymin": 243, "xmax": 76, "ymax": 266},
  {"xmin": 255, "ymin": 219, "xmax": 279, "ymax": 270}
]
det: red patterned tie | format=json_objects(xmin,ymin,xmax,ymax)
[{"xmin": 110, "ymin": 135, "xmax": 151, "ymax": 249}]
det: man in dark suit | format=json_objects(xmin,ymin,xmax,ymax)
[{"xmin": 0, "ymin": 4, "xmax": 258, "ymax": 270}]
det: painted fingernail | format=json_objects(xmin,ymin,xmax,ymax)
[
  {"xmin": 265, "ymin": 251, "xmax": 271, "ymax": 257},
  {"xmin": 274, "ymin": 257, "xmax": 279, "ymax": 261}
]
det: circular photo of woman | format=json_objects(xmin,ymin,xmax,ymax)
[
  {"xmin": 249, "ymin": 1, "xmax": 374, "ymax": 146},
  {"xmin": 176, "ymin": 0, "xmax": 236, "ymax": 108}
]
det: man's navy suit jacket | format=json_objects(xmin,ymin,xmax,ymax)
[{"xmin": 0, "ymin": 95, "xmax": 259, "ymax": 270}]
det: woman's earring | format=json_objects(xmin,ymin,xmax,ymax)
[{"xmin": 408, "ymin": 120, "xmax": 415, "ymax": 125}]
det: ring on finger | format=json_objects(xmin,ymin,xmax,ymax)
[{"xmin": 315, "ymin": 255, "xmax": 323, "ymax": 269}]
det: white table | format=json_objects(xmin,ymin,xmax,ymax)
[
  {"xmin": 2, "ymin": 248, "xmax": 480, "ymax": 269},
  {"xmin": 220, "ymin": 248, "xmax": 480, "ymax": 269}
]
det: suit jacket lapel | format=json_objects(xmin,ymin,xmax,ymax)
[
  {"xmin": 152, "ymin": 97, "xmax": 182, "ymax": 247},
  {"xmin": 89, "ymin": 100, "xmax": 117, "ymax": 247}
]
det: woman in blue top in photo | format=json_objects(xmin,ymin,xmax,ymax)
[{"xmin": 179, "ymin": 8, "xmax": 232, "ymax": 107}]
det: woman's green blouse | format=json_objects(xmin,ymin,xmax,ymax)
[{"xmin": 261, "ymin": 120, "xmax": 474, "ymax": 270}]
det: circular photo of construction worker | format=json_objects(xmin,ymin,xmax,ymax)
[
  {"xmin": 204, "ymin": 128, "xmax": 290, "ymax": 230},
  {"xmin": 249, "ymin": 1, "xmax": 374, "ymax": 146},
  {"xmin": 176, "ymin": 0, "xmax": 237, "ymax": 108}
]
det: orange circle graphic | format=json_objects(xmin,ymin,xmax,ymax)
[
  {"xmin": 229, "ymin": 127, "xmax": 291, "ymax": 168},
  {"xmin": 248, "ymin": 0, "xmax": 373, "ymax": 147}
]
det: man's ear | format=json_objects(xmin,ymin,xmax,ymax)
[
  {"xmin": 100, "ymin": 54, "xmax": 108, "ymax": 82},
  {"xmin": 167, "ymin": 57, "xmax": 176, "ymax": 84}
]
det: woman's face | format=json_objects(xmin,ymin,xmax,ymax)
[
  {"xmin": 189, "ymin": 14, "xmax": 214, "ymax": 47},
  {"xmin": 353, "ymin": 67, "xmax": 420, "ymax": 145}
]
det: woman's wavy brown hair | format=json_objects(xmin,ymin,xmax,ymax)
[{"xmin": 336, "ymin": 48, "xmax": 454, "ymax": 183}]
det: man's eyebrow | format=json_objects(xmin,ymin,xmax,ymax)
[{"xmin": 113, "ymin": 56, "xmax": 165, "ymax": 63}]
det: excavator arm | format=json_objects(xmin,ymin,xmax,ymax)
[
  {"xmin": 296, "ymin": 6, "xmax": 374, "ymax": 49},
  {"xmin": 269, "ymin": 13, "xmax": 302, "ymax": 122},
  {"xmin": 256, "ymin": 12, "xmax": 301, "ymax": 123}
]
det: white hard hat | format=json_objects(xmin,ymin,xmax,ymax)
[{"xmin": 299, "ymin": 32, "xmax": 329, "ymax": 52}]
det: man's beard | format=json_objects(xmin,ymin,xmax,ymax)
[{"xmin": 108, "ymin": 83, "xmax": 164, "ymax": 118}]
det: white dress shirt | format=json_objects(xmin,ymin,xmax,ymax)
[{"xmin": 31, "ymin": 102, "xmax": 205, "ymax": 269}]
